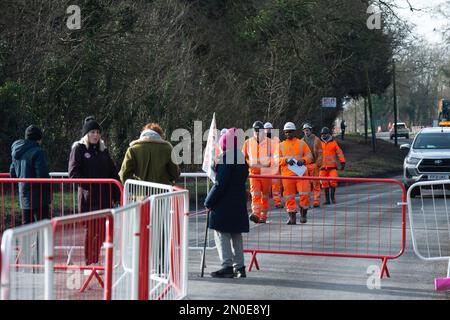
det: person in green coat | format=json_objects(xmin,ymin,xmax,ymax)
[{"xmin": 119, "ymin": 123, "xmax": 180, "ymax": 185}]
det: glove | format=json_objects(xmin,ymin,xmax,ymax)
[
  {"xmin": 340, "ymin": 163, "xmax": 345, "ymax": 170},
  {"xmin": 286, "ymin": 159, "xmax": 296, "ymax": 166},
  {"xmin": 296, "ymin": 160, "xmax": 306, "ymax": 166}
]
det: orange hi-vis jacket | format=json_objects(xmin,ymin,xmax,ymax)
[
  {"xmin": 242, "ymin": 137, "xmax": 272, "ymax": 175},
  {"xmin": 276, "ymin": 137, "xmax": 313, "ymax": 176},
  {"xmin": 260, "ymin": 136, "xmax": 281, "ymax": 175},
  {"xmin": 321, "ymin": 139, "xmax": 345, "ymax": 169},
  {"xmin": 301, "ymin": 134, "xmax": 323, "ymax": 168}
]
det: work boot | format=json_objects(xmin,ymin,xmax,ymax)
[
  {"xmin": 300, "ymin": 208, "xmax": 308, "ymax": 224},
  {"xmin": 286, "ymin": 212, "xmax": 297, "ymax": 225},
  {"xmin": 324, "ymin": 188, "xmax": 331, "ymax": 205},
  {"xmin": 233, "ymin": 266, "xmax": 246, "ymax": 278},
  {"xmin": 330, "ymin": 187, "xmax": 336, "ymax": 204},
  {"xmin": 249, "ymin": 214, "xmax": 260, "ymax": 224},
  {"xmin": 211, "ymin": 266, "xmax": 234, "ymax": 278}
]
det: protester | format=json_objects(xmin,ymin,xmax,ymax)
[
  {"xmin": 10, "ymin": 125, "xmax": 51, "ymax": 224},
  {"xmin": 68, "ymin": 116, "xmax": 120, "ymax": 269},
  {"xmin": 119, "ymin": 123, "xmax": 180, "ymax": 185},
  {"xmin": 204, "ymin": 128, "xmax": 249, "ymax": 278}
]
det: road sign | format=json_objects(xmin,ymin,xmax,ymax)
[{"xmin": 321, "ymin": 97, "xmax": 337, "ymax": 108}]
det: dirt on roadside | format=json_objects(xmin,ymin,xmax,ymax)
[{"xmin": 335, "ymin": 134, "xmax": 406, "ymax": 178}]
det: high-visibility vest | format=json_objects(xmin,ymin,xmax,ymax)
[
  {"xmin": 261, "ymin": 136, "xmax": 281, "ymax": 175},
  {"xmin": 242, "ymin": 137, "xmax": 272, "ymax": 174},
  {"xmin": 302, "ymin": 134, "xmax": 323, "ymax": 168},
  {"xmin": 320, "ymin": 139, "xmax": 345, "ymax": 169},
  {"xmin": 276, "ymin": 137, "xmax": 313, "ymax": 176}
]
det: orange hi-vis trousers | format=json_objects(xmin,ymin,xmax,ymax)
[
  {"xmin": 250, "ymin": 177, "xmax": 272, "ymax": 220},
  {"xmin": 319, "ymin": 168, "xmax": 339, "ymax": 188},
  {"xmin": 306, "ymin": 163, "xmax": 321, "ymax": 205},
  {"xmin": 272, "ymin": 178, "xmax": 282, "ymax": 206},
  {"xmin": 282, "ymin": 173, "xmax": 311, "ymax": 212}
]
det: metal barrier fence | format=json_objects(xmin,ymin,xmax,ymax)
[
  {"xmin": 50, "ymin": 210, "xmax": 114, "ymax": 300},
  {"xmin": 244, "ymin": 175, "xmax": 406, "ymax": 279},
  {"xmin": 143, "ymin": 190, "xmax": 189, "ymax": 300},
  {"xmin": 111, "ymin": 201, "xmax": 146, "ymax": 300},
  {"xmin": 0, "ymin": 178, "xmax": 123, "ymax": 238},
  {"xmin": 177, "ymin": 173, "xmax": 216, "ymax": 256},
  {"xmin": 1, "ymin": 220, "xmax": 54, "ymax": 300},
  {"xmin": 407, "ymin": 180, "xmax": 450, "ymax": 290}
]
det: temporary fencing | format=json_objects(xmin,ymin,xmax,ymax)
[
  {"xmin": 407, "ymin": 180, "xmax": 450, "ymax": 290},
  {"xmin": 0, "ymin": 178, "xmax": 123, "ymax": 238},
  {"xmin": 50, "ymin": 210, "xmax": 114, "ymax": 300},
  {"xmin": 244, "ymin": 174, "xmax": 407, "ymax": 278},
  {"xmin": 0, "ymin": 220, "xmax": 53, "ymax": 300}
]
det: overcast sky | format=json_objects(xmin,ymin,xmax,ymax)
[{"xmin": 393, "ymin": 0, "xmax": 448, "ymax": 44}]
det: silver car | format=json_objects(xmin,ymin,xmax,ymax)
[{"xmin": 401, "ymin": 127, "xmax": 450, "ymax": 197}]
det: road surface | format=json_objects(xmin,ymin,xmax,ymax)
[{"xmin": 187, "ymin": 175, "xmax": 449, "ymax": 300}]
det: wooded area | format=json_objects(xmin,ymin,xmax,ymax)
[{"xmin": 0, "ymin": 0, "xmax": 448, "ymax": 171}]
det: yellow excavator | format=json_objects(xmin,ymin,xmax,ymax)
[{"xmin": 438, "ymin": 99, "xmax": 450, "ymax": 127}]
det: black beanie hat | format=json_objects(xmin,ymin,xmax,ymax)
[
  {"xmin": 82, "ymin": 116, "xmax": 101, "ymax": 136},
  {"xmin": 25, "ymin": 125, "xmax": 43, "ymax": 141}
]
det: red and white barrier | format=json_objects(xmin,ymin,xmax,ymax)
[
  {"xmin": 407, "ymin": 180, "xmax": 450, "ymax": 291},
  {"xmin": 1, "ymin": 220, "xmax": 54, "ymax": 300},
  {"xmin": 244, "ymin": 174, "xmax": 407, "ymax": 279},
  {"xmin": 0, "ymin": 178, "xmax": 123, "ymax": 238}
]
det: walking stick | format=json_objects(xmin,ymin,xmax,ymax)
[{"xmin": 200, "ymin": 209, "xmax": 210, "ymax": 277}]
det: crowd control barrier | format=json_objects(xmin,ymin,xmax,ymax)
[
  {"xmin": 0, "ymin": 220, "xmax": 53, "ymax": 300},
  {"xmin": 407, "ymin": 180, "xmax": 450, "ymax": 290},
  {"xmin": 244, "ymin": 174, "xmax": 407, "ymax": 279},
  {"xmin": 0, "ymin": 178, "xmax": 123, "ymax": 238}
]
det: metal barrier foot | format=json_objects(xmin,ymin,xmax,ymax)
[
  {"xmin": 248, "ymin": 251, "xmax": 260, "ymax": 272},
  {"xmin": 380, "ymin": 258, "xmax": 390, "ymax": 279},
  {"xmin": 435, "ymin": 278, "xmax": 450, "ymax": 291}
]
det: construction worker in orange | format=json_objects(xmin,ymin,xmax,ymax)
[
  {"xmin": 262, "ymin": 122, "xmax": 283, "ymax": 209},
  {"xmin": 243, "ymin": 121, "xmax": 272, "ymax": 224},
  {"xmin": 276, "ymin": 122, "xmax": 313, "ymax": 224},
  {"xmin": 319, "ymin": 127, "xmax": 346, "ymax": 204},
  {"xmin": 301, "ymin": 123, "xmax": 323, "ymax": 208}
]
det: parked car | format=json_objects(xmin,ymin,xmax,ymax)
[
  {"xmin": 401, "ymin": 127, "xmax": 450, "ymax": 197},
  {"xmin": 390, "ymin": 122, "xmax": 410, "ymax": 139}
]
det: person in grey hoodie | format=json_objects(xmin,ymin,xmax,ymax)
[{"xmin": 9, "ymin": 125, "xmax": 51, "ymax": 224}]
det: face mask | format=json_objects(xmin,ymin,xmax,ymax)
[{"xmin": 267, "ymin": 133, "xmax": 272, "ymax": 139}]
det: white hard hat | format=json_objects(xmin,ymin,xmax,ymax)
[
  {"xmin": 264, "ymin": 122, "xmax": 273, "ymax": 129},
  {"xmin": 302, "ymin": 123, "xmax": 313, "ymax": 130},
  {"xmin": 283, "ymin": 122, "xmax": 296, "ymax": 131}
]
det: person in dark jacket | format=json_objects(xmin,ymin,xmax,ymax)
[
  {"xmin": 10, "ymin": 125, "xmax": 51, "ymax": 224},
  {"xmin": 68, "ymin": 116, "xmax": 120, "ymax": 267},
  {"xmin": 204, "ymin": 128, "xmax": 249, "ymax": 278},
  {"xmin": 119, "ymin": 122, "xmax": 180, "ymax": 185}
]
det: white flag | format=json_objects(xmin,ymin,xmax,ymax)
[{"xmin": 202, "ymin": 113, "xmax": 221, "ymax": 183}]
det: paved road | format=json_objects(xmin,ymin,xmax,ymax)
[
  {"xmin": 376, "ymin": 132, "xmax": 414, "ymax": 145},
  {"xmin": 187, "ymin": 176, "xmax": 450, "ymax": 300}
]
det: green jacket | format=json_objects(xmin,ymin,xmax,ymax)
[{"xmin": 119, "ymin": 137, "xmax": 180, "ymax": 185}]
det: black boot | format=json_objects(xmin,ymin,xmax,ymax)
[
  {"xmin": 286, "ymin": 212, "xmax": 297, "ymax": 225},
  {"xmin": 324, "ymin": 188, "xmax": 331, "ymax": 205},
  {"xmin": 211, "ymin": 266, "xmax": 234, "ymax": 278},
  {"xmin": 300, "ymin": 208, "xmax": 308, "ymax": 224},
  {"xmin": 330, "ymin": 187, "xmax": 336, "ymax": 204},
  {"xmin": 234, "ymin": 266, "xmax": 246, "ymax": 278},
  {"xmin": 249, "ymin": 214, "xmax": 260, "ymax": 224}
]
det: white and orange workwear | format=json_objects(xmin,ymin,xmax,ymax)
[
  {"xmin": 301, "ymin": 134, "xmax": 323, "ymax": 206},
  {"xmin": 276, "ymin": 138, "xmax": 313, "ymax": 212},
  {"xmin": 261, "ymin": 135, "xmax": 282, "ymax": 208},
  {"xmin": 319, "ymin": 138, "xmax": 346, "ymax": 189},
  {"xmin": 243, "ymin": 137, "xmax": 272, "ymax": 221}
]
